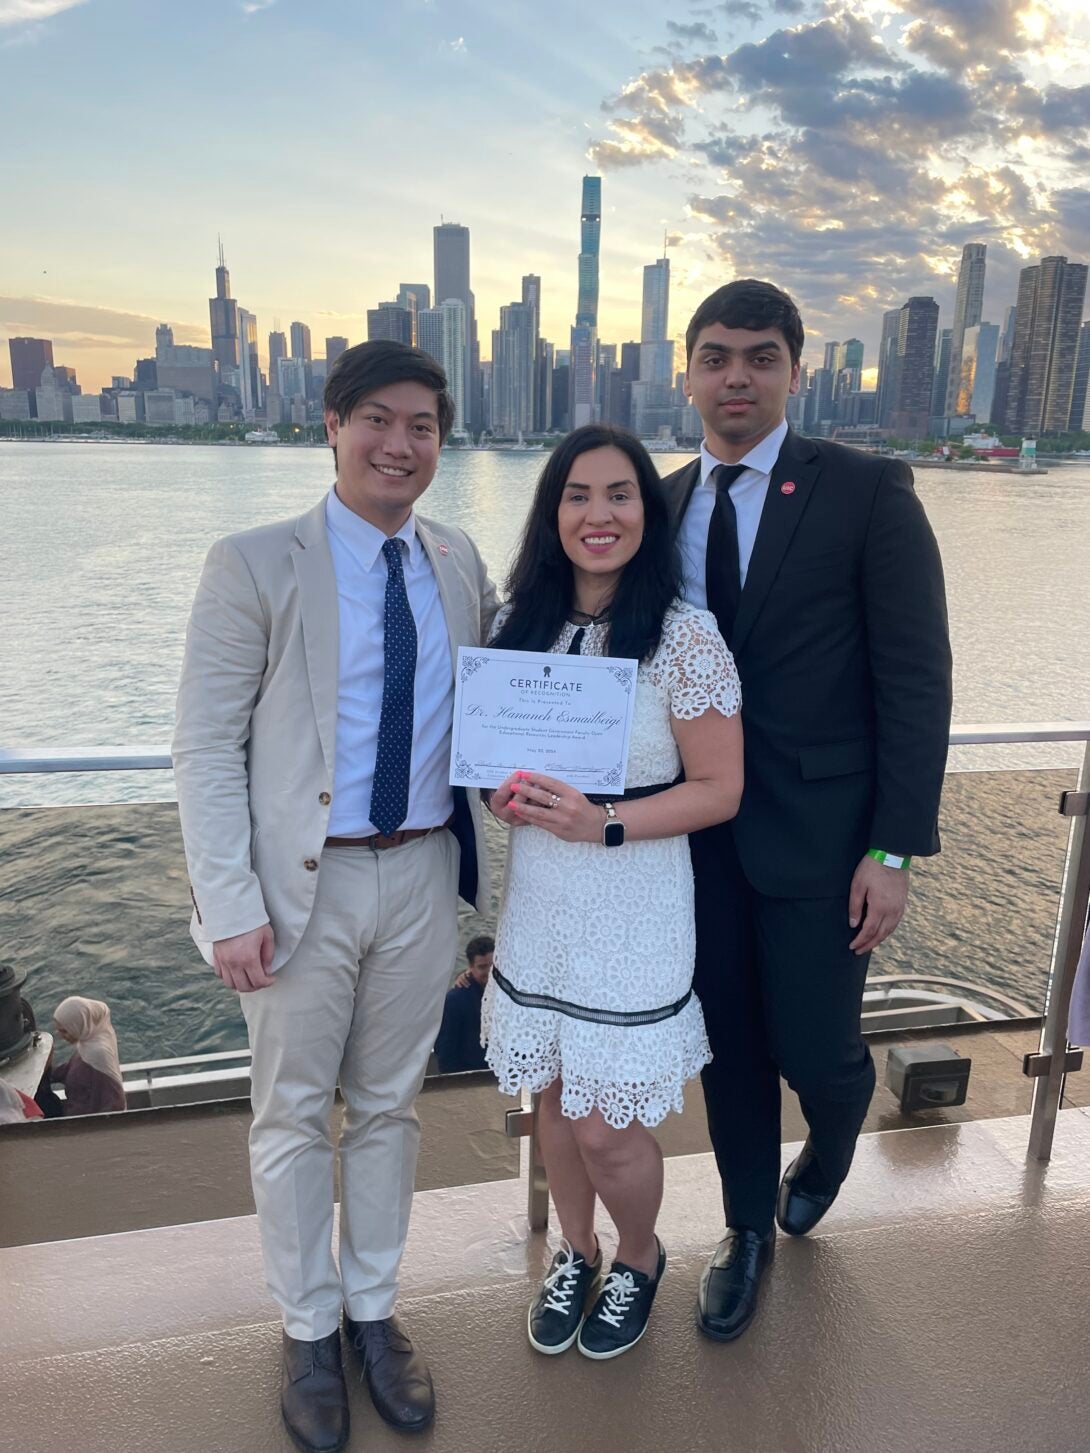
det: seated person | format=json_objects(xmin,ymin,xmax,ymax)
[
  {"xmin": 434, "ymin": 936, "xmax": 494, "ymax": 1074},
  {"xmin": 51, "ymin": 996, "xmax": 127, "ymax": 1116}
]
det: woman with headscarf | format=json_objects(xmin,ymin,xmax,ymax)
[{"xmin": 51, "ymin": 996, "xmax": 127, "ymax": 1115}]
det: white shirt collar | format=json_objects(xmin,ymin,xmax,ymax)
[
  {"xmin": 325, "ymin": 486, "xmax": 420, "ymax": 571},
  {"xmin": 699, "ymin": 418, "xmax": 789, "ymax": 489}
]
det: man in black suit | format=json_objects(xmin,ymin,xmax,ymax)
[{"xmin": 665, "ymin": 280, "xmax": 952, "ymax": 1342}]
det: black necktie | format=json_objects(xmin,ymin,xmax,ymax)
[
  {"xmin": 704, "ymin": 464, "xmax": 747, "ymax": 647},
  {"xmin": 369, "ymin": 538, "xmax": 417, "ymax": 836}
]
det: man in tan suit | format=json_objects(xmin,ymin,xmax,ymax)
[{"xmin": 173, "ymin": 340, "xmax": 498, "ymax": 1453}]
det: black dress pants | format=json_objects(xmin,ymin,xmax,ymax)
[{"xmin": 691, "ymin": 821, "xmax": 876, "ymax": 1236}]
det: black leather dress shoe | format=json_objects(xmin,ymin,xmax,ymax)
[
  {"xmin": 697, "ymin": 1228, "xmax": 775, "ymax": 1342},
  {"xmin": 777, "ymin": 1141, "xmax": 839, "ymax": 1236},
  {"xmin": 280, "ymin": 1330, "xmax": 349, "ymax": 1453},
  {"xmin": 343, "ymin": 1312, "xmax": 435, "ymax": 1432}
]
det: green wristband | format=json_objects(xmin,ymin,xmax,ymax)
[{"xmin": 868, "ymin": 848, "xmax": 912, "ymax": 870}]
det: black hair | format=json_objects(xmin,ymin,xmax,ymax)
[
  {"xmin": 491, "ymin": 424, "xmax": 682, "ymax": 663},
  {"xmin": 465, "ymin": 935, "xmax": 495, "ymax": 962},
  {"xmin": 685, "ymin": 279, "xmax": 804, "ymax": 365},
  {"xmin": 322, "ymin": 340, "xmax": 455, "ymax": 459}
]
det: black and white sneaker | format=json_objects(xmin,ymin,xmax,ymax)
[
  {"xmin": 577, "ymin": 1239, "xmax": 666, "ymax": 1360},
  {"xmin": 527, "ymin": 1238, "xmax": 602, "ymax": 1355}
]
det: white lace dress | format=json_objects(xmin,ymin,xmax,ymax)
[{"xmin": 481, "ymin": 600, "xmax": 741, "ymax": 1128}]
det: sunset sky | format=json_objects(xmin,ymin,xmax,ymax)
[{"xmin": 2, "ymin": 0, "xmax": 1088, "ymax": 392}]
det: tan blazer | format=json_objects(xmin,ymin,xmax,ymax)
[{"xmin": 172, "ymin": 495, "xmax": 500, "ymax": 972}]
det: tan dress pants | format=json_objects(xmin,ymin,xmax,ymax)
[{"xmin": 241, "ymin": 831, "xmax": 459, "ymax": 1339}]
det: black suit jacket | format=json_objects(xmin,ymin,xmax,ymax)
[{"xmin": 667, "ymin": 428, "xmax": 952, "ymax": 898}]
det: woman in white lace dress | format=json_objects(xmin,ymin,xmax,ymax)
[{"xmin": 482, "ymin": 424, "xmax": 743, "ymax": 1360}]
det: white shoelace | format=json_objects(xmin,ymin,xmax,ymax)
[
  {"xmin": 541, "ymin": 1240, "xmax": 582, "ymax": 1314},
  {"xmin": 596, "ymin": 1270, "xmax": 639, "ymax": 1327}
]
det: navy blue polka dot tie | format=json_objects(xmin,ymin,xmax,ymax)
[{"xmin": 370, "ymin": 538, "xmax": 417, "ymax": 836}]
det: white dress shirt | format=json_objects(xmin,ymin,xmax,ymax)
[
  {"xmin": 678, "ymin": 418, "xmax": 789, "ymax": 609},
  {"xmin": 324, "ymin": 488, "xmax": 454, "ymax": 836}
]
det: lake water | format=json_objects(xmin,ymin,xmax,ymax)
[{"xmin": 2, "ymin": 441, "xmax": 1089, "ymax": 1058}]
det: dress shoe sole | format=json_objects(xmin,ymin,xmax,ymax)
[
  {"xmin": 281, "ymin": 1405, "xmax": 349, "ymax": 1453},
  {"xmin": 696, "ymin": 1304, "xmax": 759, "ymax": 1343}
]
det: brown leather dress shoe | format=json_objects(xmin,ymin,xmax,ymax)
[
  {"xmin": 343, "ymin": 1312, "xmax": 435, "ymax": 1432},
  {"xmin": 280, "ymin": 1330, "xmax": 349, "ymax": 1453}
]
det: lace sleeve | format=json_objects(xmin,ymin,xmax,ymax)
[
  {"xmin": 487, "ymin": 602, "xmax": 513, "ymax": 644},
  {"xmin": 662, "ymin": 608, "xmax": 741, "ymax": 721}
]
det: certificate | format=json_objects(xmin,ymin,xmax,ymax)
[{"xmin": 450, "ymin": 645, "xmax": 638, "ymax": 791}]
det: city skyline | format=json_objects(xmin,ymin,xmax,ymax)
[{"xmin": 2, "ymin": 0, "xmax": 1087, "ymax": 393}]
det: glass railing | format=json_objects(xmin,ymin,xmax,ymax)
[{"xmin": 2, "ymin": 724, "xmax": 1088, "ymax": 1223}]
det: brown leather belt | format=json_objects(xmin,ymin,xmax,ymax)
[{"xmin": 325, "ymin": 819, "xmax": 452, "ymax": 851}]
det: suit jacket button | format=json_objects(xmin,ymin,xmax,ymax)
[
  {"xmin": 303, "ymin": 858, "xmax": 318, "ymax": 871},
  {"xmin": 318, "ymin": 792, "xmax": 331, "ymax": 805}
]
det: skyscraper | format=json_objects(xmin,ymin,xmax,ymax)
[
  {"xmin": 290, "ymin": 322, "xmax": 312, "ymax": 361},
  {"xmin": 268, "ymin": 330, "xmax": 287, "ymax": 391},
  {"xmin": 325, "ymin": 337, "xmax": 349, "ymax": 371},
  {"xmin": 367, "ymin": 304, "xmax": 413, "ymax": 345},
  {"xmin": 889, "ymin": 296, "xmax": 939, "ymax": 438},
  {"xmin": 209, "ymin": 240, "xmax": 240, "ymax": 374},
  {"xmin": 960, "ymin": 321, "xmax": 999, "ymax": 422},
  {"xmin": 875, "ymin": 309, "xmax": 902, "ymax": 428},
  {"xmin": 438, "ymin": 299, "xmax": 467, "ymax": 433},
  {"xmin": 396, "ymin": 284, "xmax": 431, "ymax": 345},
  {"xmin": 1070, "ymin": 321, "xmax": 1090, "ymax": 432},
  {"xmin": 641, "ymin": 257, "xmax": 669, "ymax": 344},
  {"xmin": 1004, "ymin": 256, "xmax": 1089, "ymax": 434},
  {"xmin": 416, "ymin": 308, "xmax": 443, "ymax": 369},
  {"xmin": 535, "ymin": 338, "xmax": 554, "ymax": 435},
  {"xmin": 930, "ymin": 328, "xmax": 952, "ymax": 421},
  {"xmin": 155, "ymin": 323, "xmax": 175, "ymax": 353},
  {"xmin": 434, "ymin": 223, "xmax": 475, "ymax": 428},
  {"xmin": 570, "ymin": 176, "xmax": 602, "ymax": 427},
  {"xmin": 8, "ymin": 337, "xmax": 54, "ymax": 391},
  {"xmin": 238, "ymin": 308, "xmax": 262, "ymax": 415},
  {"xmin": 944, "ymin": 243, "xmax": 986, "ymax": 416},
  {"xmin": 834, "ymin": 339, "xmax": 864, "ymax": 394},
  {"xmin": 491, "ymin": 302, "xmax": 536, "ymax": 436},
  {"xmin": 576, "ymin": 176, "xmax": 601, "ymax": 327},
  {"xmin": 639, "ymin": 252, "xmax": 673, "ymax": 387},
  {"xmin": 520, "ymin": 275, "xmax": 542, "ymax": 429}
]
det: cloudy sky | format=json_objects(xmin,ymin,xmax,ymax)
[{"xmin": 2, "ymin": 0, "xmax": 1087, "ymax": 391}]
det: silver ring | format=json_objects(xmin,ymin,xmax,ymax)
[{"xmin": 549, "ymin": 793, "xmax": 561, "ymax": 808}]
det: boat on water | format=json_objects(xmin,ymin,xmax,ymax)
[
  {"xmin": 243, "ymin": 429, "xmax": 279, "ymax": 444},
  {"xmin": 487, "ymin": 431, "xmax": 545, "ymax": 451}
]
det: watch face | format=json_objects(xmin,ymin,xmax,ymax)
[{"xmin": 603, "ymin": 820, "xmax": 625, "ymax": 848}]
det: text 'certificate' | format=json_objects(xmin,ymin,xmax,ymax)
[{"xmin": 450, "ymin": 646, "xmax": 638, "ymax": 791}]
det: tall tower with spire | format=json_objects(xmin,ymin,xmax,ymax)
[
  {"xmin": 209, "ymin": 237, "xmax": 240, "ymax": 374},
  {"xmin": 570, "ymin": 175, "xmax": 602, "ymax": 427}
]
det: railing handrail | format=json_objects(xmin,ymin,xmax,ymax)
[{"xmin": 3, "ymin": 722, "xmax": 1090, "ymax": 775}]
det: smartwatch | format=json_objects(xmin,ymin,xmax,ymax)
[{"xmin": 602, "ymin": 802, "xmax": 625, "ymax": 848}]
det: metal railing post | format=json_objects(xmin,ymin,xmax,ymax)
[
  {"xmin": 527, "ymin": 1091, "xmax": 549, "ymax": 1231},
  {"xmin": 1028, "ymin": 739, "xmax": 1090, "ymax": 1161}
]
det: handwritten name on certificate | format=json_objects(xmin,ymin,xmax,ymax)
[{"xmin": 450, "ymin": 646, "xmax": 638, "ymax": 791}]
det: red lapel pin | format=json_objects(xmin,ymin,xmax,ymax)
[
  {"xmin": 780, "ymin": 481, "xmax": 796, "ymax": 495},
  {"xmin": 437, "ymin": 541, "xmax": 450, "ymax": 555}
]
